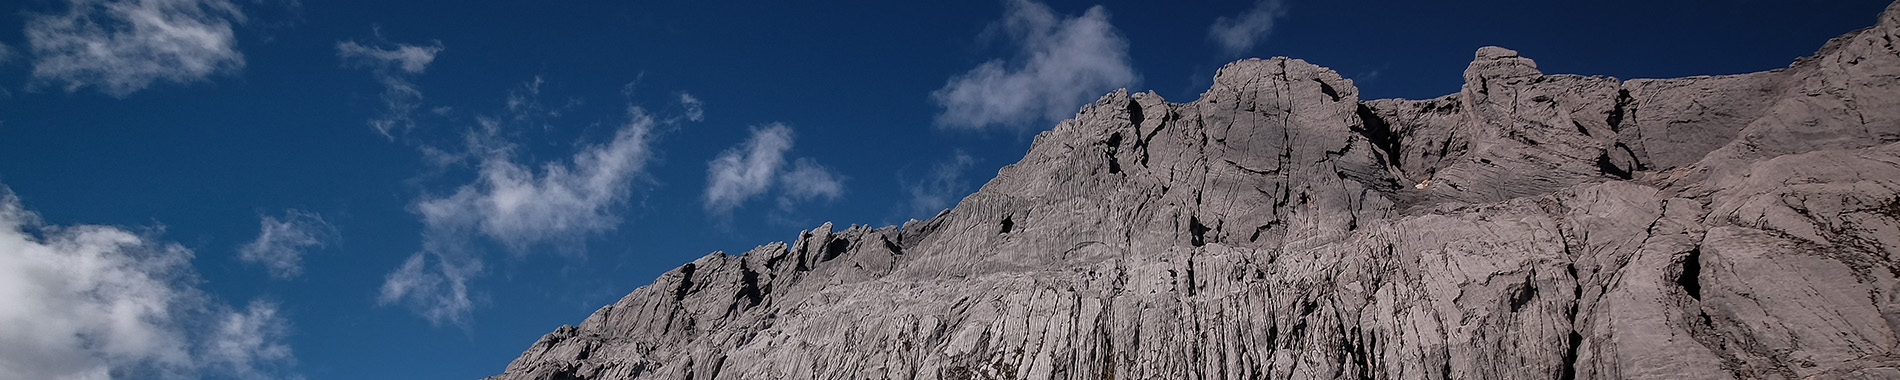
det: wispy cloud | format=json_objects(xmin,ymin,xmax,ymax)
[
  {"xmin": 426, "ymin": 110, "xmax": 654, "ymax": 251},
  {"xmin": 337, "ymin": 40, "xmax": 440, "ymax": 74},
  {"xmin": 24, "ymin": 0, "xmax": 248, "ymax": 96},
  {"xmin": 1358, "ymin": 69, "xmax": 1382, "ymax": 83},
  {"xmin": 705, "ymin": 124, "xmax": 795, "ymax": 214},
  {"xmin": 679, "ymin": 93, "xmax": 705, "ymax": 122},
  {"xmin": 703, "ymin": 124, "xmax": 846, "ymax": 215},
  {"xmin": 931, "ymin": 0, "xmax": 1138, "ymax": 130},
  {"xmin": 502, "ymin": 76, "xmax": 584, "ymax": 128},
  {"xmin": 0, "ymin": 187, "xmax": 294, "ymax": 379},
  {"xmin": 906, "ymin": 151, "xmax": 978, "ymax": 217},
  {"xmin": 238, "ymin": 209, "xmax": 336, "ymax": 279},
  {"xmin": 1208, "ymin": 0, "xmax": 1289, "ymax": 57},
  {"xmin": 203, "ymin": 301, "xmax": 294, "ymax": 379},
  {"xmin": 778, "ymin": 158, "xmax": 845, "ymax": 208},
  {"xmin": 337, "ymin": 38, "xmax": 445, "ymax": 139},
  {"xmin": 378, "ymin": 246, "xmax": 479, "ymax": 328},
  {"xmin": 382, "ymin": 100, "xmax": 659, "ymax": 326}
]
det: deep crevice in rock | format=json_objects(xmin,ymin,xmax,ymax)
[
  {"xmin": 674, "ymin": 263, "xmax": 697, "ymax": 302},
  {"xmin": 1507, "ymin": 274, "xmax": 1537, "ymax": 313},
  {"xmin": 1184, "ymin": 256, "xmax": 1198, "ymax": 296},
  {"xmin": 1614, "ymin": 142, "xmax": 1647, "ymax": 171},
  {"xmin": 822, "ymin": 238, "xmax": 852, "ymax": 262},
  {"xmin": 1561, "ymin": 263, "xmax": 1583, "ymax": 380},
  {"xmin": 1126, "ymin": 100, "xmax": 1145, "ymax": 125},
  {"xmin": 1265, "ymin": 324, "xmax": 1279, "ymax": 350},
  {"xmin": 1596, "ymin": 151, "xmax": 1633, "ymax": 180},
  {"xmin": 1318, "ymin": 79, "xmax": 1341, "ymax": 101},
  {"xmin": 881, "ymin": 236, "xmax": 905, "ymax": 257},
  {"xmin": 1680, "ymin": 248, "xmax": 1703, "ymax": 301},
  {"xmin": 1560, "ymin": 330, "xmax": 1583, "ymax": 380},
  {"xmin": 549, "ymin": 366, "xmax": 587, "ymax": 380},
  {"xmin": 1608, "ymin": 89, "xmax": 1632, "ymax": 132},
  {"xmin": 1248, "ymin": 221, "xmax": 1281, "ymax": 242},
  {"xmin": 737, "ymin": 266, "xmax": 764, "ymax": 308},
  {"xmin": 1352, "ymin": 104, "xmax": 1403, "ymax": 169},
  {"xmin": 1189, "ymin": 216, "xmax": 1210, "ymax": 247}
]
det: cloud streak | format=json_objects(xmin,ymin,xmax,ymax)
[
  {"xmin": 427, "ymin": 109, "xmax": 655, "ymax": 251},
  {"xmin": 931, "ymin": 0, "xmax": 1137, "ymax": 130},
  {"xmin": 238, "ymin": 209, "xmax": 336, "ymax": 279},
  {"xmin": 679, "ymin": 93, "xmax": 705, "ymax": 123},
  {"xmin": 1208, "ymin": 0, "xmax": 1289, "ymax": 56},
  {"xmin": 382, "ymin": 102, "xmax": 658, "ymax": 326},
  {"xmin": 705, "ymin": 124, "xmax": 795, "ymax": 214},
  {"xmin": 338, "ymin": 41, "xmax": 440, "ymax": 74},
  {"xmin": 703, "ymin": 124, "xmax": 845, "ymax": 214},
  {"xmin": 203, "ymin": 301, "xmax": 294, "ymax": 379},
  {"xmin": 779, "ymin": 158, "xmax": 844, "ymax": 207},
  {"xmin": 0, "ymin": 187, "xmax": 294, "ymax": 379},
  {"xmin": 25, "ymin": 0, "xmax": 247, "ymax": 97},
  {"xmin": 338, "ymin": 38, "xmax": 445, "ymax": 139},
  {"xmin": 378, "ymin": 245, "xmax": 479, "ymax": 328}
]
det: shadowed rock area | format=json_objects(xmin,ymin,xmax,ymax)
[{"xmin": 486, "ymin": 4, "xmax": 1900, "ymax": 379}]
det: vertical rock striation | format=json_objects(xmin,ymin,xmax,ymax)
[{"xmin": 488, "ymin": 4, "xmax": 1900, "ymax": 379}]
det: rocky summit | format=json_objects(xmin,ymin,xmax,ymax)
[{"xmin": 487, "ymin": 4, "xmax": 1900, "ymax": 380}]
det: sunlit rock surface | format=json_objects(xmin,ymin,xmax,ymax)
[{"xmin": 487, "ymin": 4, "xmax": 1900, "ymax": 379}]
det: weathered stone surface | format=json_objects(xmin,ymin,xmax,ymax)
[{"xmin": 487, "ymin": 4, "xmax": 1900, "ymax": 379}]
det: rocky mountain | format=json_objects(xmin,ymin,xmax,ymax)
[{"xmin": 486, "ymin": 4, "xmax": 1900, "ymax": 379}]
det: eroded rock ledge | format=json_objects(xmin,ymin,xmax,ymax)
[{"xmin": 487, "ymin": 3, "xmax": 1900, "ymax": 379}]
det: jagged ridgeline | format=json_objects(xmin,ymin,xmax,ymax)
[{"xmin": 488, "ymin": 4, "xmax": 1900, "ymax": 380}]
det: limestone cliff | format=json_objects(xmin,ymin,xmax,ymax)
[{"xmin": 486, "ymin": 4, "xmax": 1900, "ymax": 379}]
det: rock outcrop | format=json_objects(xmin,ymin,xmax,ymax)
[{"xmin": 487, "ymin": 4, "xmax": 1900, "ymax": 379}]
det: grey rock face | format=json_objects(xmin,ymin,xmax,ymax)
[{"xmin": 487, "ymin": 4, "xmax": 1900, "ymax": 379}]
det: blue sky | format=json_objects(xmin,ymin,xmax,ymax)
[{"xmin": 0, "ymin": 0, "xmax": 1888, "ymax": 379}]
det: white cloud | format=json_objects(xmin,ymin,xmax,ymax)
[
  {"xmin": 337, "ymin": 39, "xmax": 445, "ymax": 139},
  {"xmin": 1358, "ymin": 69, "xmax": 1382, "ymax": 83},
  {"xmin": 377, "ymin": 249, "xmax": 478, "ymax": 327},
  {"xmin": 704, "ymin": 124, "xmax": 795, "ymax": 214},
  {"xmin": 203, "ymin": 301, "xmax": 293, "ymax": 379},
  {"xmin": 679, "ymin": 93, "xmax": 705, "ymax": 122},
  {"xmin": 778, "ymin": 158, "xmax": 844, "ymax": 207},
  {"xmin": 238, "ymin": 209, "xmax": 335, "ymax": 279},
  {"xmin": 425, "ymin": 107, "xmax": 654, "ymax": 250},
  {"xmin": 1208, "ymin": 0, "xmax": 1288, "ymax": 56},
  {"xmin": 383, "ymin": 105, "xmax": 657, "ymax": 326},
  {"xmin": 701, "ymin": 124, "xmax": 848, "ymax": 215},
  {"xmin": 502, "ymin": 76, "xmax": 585, "ymax": 121},
  {"xmin": 25, "ymin": 0, "xmax": 247, "ymax": 97},
  {"xmin": 906, "ymin": 151, "xmax": 978, "ymax": 217},
  {"xmin": 0, "ymin": 187, "xmax": 295, "ymax": 379},
  {"xmin": 0, "ymin": 42, "xmax": 14, "ymax": 64},
  {"xmin": 931, "ymin": 0, "xmax": 1138, "ymax": 130},
  {"xmin": 337, "ymin": 41, "xmax": 440, "ymax": 74}
]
